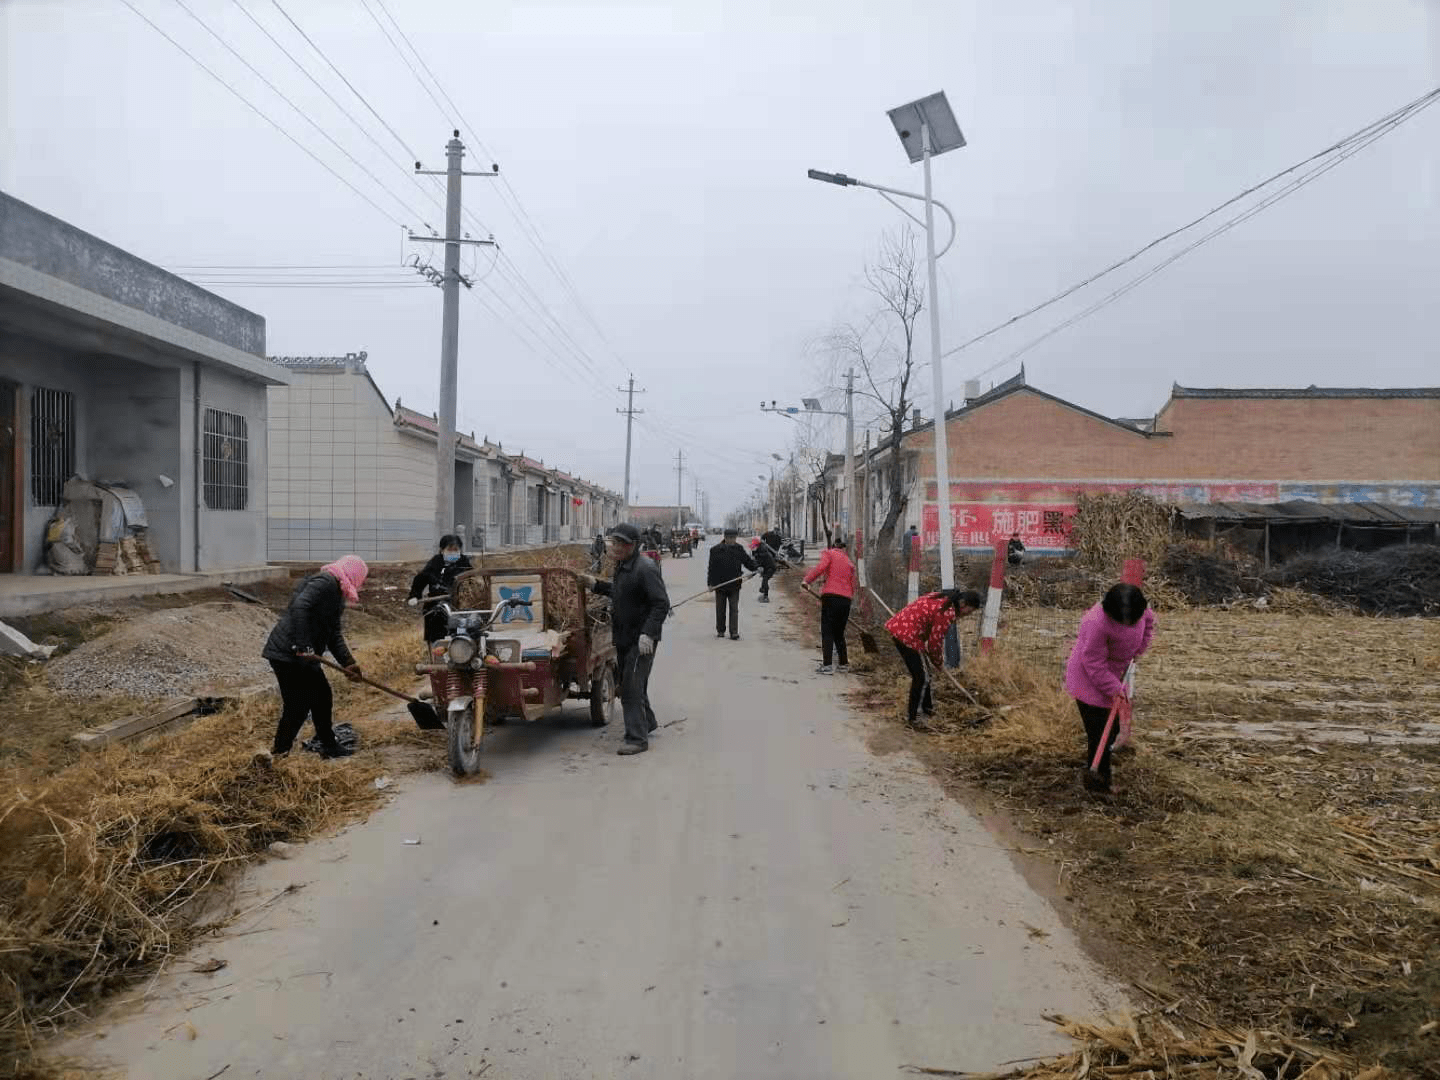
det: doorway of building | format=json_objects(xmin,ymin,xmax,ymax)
[{"xmin": 0, "ymin": 381, "xmax": 18, "ymax": 572}]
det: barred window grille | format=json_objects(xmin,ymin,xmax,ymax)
[
  {"xmin": 30, "ymin": 387, "xmax": 75, "ymax": 506},
  {"xmin": 203, "ymin": 408, "xmax": 249, "ymax": 511}
]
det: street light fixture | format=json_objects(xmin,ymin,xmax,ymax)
[{"xmin": 806, "ymin": 88, "xmax": 965, "ymax": 591}]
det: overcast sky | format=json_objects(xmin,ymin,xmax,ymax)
[{"xmin": 3, "ymin": 0, "xmax": 1437, "ymax": 517}]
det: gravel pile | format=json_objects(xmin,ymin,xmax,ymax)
[{"xmin": 47, "ymin": 602, "xmax": 277, "ymax": 700}]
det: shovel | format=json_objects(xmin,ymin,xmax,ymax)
[
  {"xmin": 1089, "ymin": 694, "xmax": 1132, "ymax": 777},
  {"xmin": 799, "ymin": 582, "xmax": 878, "ymax": 653},
  {"xmin": 297, "ymin": 654, "xmax": 444, "ymax": 730}
]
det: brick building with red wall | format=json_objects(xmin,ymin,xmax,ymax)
[{"xmin": 858, "ymin": 373, "xmax": 1440, "ymax": 553}]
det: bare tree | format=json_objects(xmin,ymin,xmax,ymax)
[
  {"xmin": 790, "ymin": 426, "xmax": 836, "ymax": 544},
  {"xmin": 827, "ymin": 228, "xmax": 925, "ymax": 549}
]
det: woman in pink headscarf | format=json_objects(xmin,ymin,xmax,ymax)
[{"xmin": 261, "ymin": 555, "xmax": 369, "ymax": 758}]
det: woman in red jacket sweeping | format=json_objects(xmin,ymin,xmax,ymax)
[
  {"xmin": 885, "ymin": 589, "xmax": 982, "ymax": 728},
  {"xmin": 803, "ymin": 537, "xmax": 856, "ymax": 674}
]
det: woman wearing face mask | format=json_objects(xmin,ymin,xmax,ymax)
[{"xmin": 408, "ymin": 534, "xmax": 474, "ymax": 642}]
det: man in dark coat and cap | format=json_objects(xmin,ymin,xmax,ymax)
[
  {"xmin": 707, "ymin": 527, "xmax": 758, "ymax": 640},
  {"xmin": 581, "ymin": 524, "xmax": 670, "ymax": 755}
]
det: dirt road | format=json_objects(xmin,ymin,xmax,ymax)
[{"xmin": 67, "ymin": 552, "xmax": 1120, "ymax": 1079}]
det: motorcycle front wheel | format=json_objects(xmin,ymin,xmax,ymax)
[{"xmin": 447, "ymin": 697, "xmax": 484, "ymax": 777}]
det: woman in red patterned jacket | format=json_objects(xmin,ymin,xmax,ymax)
[{"xmin": 885, "ymin": 589, "xmax": 982, "ymax": 728}]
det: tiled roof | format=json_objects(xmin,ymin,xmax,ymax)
[
  {"xmin": 1177, "ymin": 500, "xmax": 1440, "ymax": 525},
  {"xmin": 1171, "ymin": 384, "xmax": 1440, "ymax": 400}
]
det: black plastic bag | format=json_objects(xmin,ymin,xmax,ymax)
[{"xmin": 301, "ymin": 722, "xmax": 360, "ymax": 755}]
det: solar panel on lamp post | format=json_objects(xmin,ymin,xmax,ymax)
[
  {"xmin": 806, "ymin": 90, "xmax": 965, "ymax": 588},
  {"xmin": 886, "ymin": 91, "xmax": 964, "ymax": 593}
]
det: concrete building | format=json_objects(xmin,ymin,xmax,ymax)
[
  {"xmin": 858, "ymin": 371, "xmax": 1440, "ymax": 554},
  {"xmin": 267, "ymin": 353, "xmax": 620, "ymax": 562},
  {"xmin": 0, "ymin": 191, "xmax": 285, "ymax": 582}
]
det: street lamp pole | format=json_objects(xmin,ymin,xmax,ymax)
[
  {"xmin": 807, "ymin": 90, "xmax": 966, "ymax": 589},
  {"xmin": 920, "ymin": 119, "xmax": 955, "ymax": 591}
]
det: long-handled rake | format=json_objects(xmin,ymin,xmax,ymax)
[
  {"xmin": 668, "ymin": 570, "xmax": 759, "ymax": 612},
  {"xmin": 864, "ymin": 588, "xmax": 987, "ymax": 712}
]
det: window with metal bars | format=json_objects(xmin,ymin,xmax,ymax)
[
  {"xmin": 29, "ymin": 387, "xmax": 75, "ymax": 507},
  {"xmin": 203, "ymin": 408, "xmax": 248, "ymax": 511}
]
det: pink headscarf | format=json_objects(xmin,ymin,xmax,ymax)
[{"xmin": 322, "ymin": 554, "xmax": 369, "ymax": 605}]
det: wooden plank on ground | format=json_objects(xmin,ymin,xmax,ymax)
[{"xmin": 72, "ymin": 697, "xmax": 200, "ymax": 748}]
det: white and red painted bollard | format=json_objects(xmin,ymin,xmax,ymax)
[
  {"xmin": 906, "ymin": 530, "xmax": 921, "ymax": 604},
  {"xmin": 854, "ymin": 528, "xmax": 870, "ymax": 620},
  {"xmin": 979, "ymin": 539, "xmax": 1007, "ymax": 654}
]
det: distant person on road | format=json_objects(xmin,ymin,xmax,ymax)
[
  {"xmin": 804, "ymin": 536, "xmax": 856, "ymax": 674},
  {"xmin": 1007, "ymin": 532, "xmax": 1026, "ymax": 566},
  {"xmin": 407, "ymin": 534, "xmax": 473, "ymax": 642},
  {"xmin": 261, "ymin": 554, "xmax": 369, "ymax": 759},
  {"xmin": 708, "ymin": 528, "xmax": 758, "ymax": 640},
  {"xmin": 581, "ymin": 524, "xmax": 670, "ymax": 756},
  {"xmin": 1064, "ymin": 583, "xmax": 1156, "ymax": 795},
  {"xmin": 904, "ymin": 525, "xmax": 920, "ymax": 554},
  {"xmin": 589, "ymin": 532, "xmax": 607, "ymax": 571},
  {"xmin": 885, "ymin": 589, "xmax": 982, "ymax": 728},
  {"xmin": 751, "ymin": 537, "xmax": 778, "ymax": 603}
]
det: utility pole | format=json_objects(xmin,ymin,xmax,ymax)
[
  {"xmin": 414, "ymin": 131, "xmax": 497, "ymax": 540},
  {"xmin": 616, "ymin": 376, "xmax": 644, "ymax": 512},
  {"xmin": 843, "ymin": 367, "xmax": 855, "ymax": 544},
  {"xmin": 674, "ymin": 450, "xmax": 685, "ymax": 530}
]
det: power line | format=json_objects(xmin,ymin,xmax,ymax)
[
  {"xmin": 347, "ymin": 4, "xmax": 612, "ymax": 383},
  {"xmin": 228, "ymin": 0, "xmax": 447, "ymax": 226},
  {"xmin": 119, "ymin": 0, "xmax": 408, "ymax": 228},
  {"xmin": 978, "ymin": 100, "xmax": 1437, "ymax": 377},
  {"xmin": 168, "ymin": 0, "xmax": 427, "ymax": 226},
  {"xmin": 465, "ymin": 282, "xmax": 612, "ymax": 397},
  {"xmin": 268, "ymin": 0, "xmax": 439, "ymax": 199},
  {"xmin": 943, "ymin": 84, "xmax": 1440, "ymax": 364},
  {"xmin": 366, "ymin": 0, "xmax": 633, "ymax": 378},
  {"xmin": 190, "ymin": 281, "xmax": 433, "ymax": 288}
]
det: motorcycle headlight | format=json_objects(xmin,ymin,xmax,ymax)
[{"xmin": 446, "ymin": 635, "xmax": 478, "ymax": 665}]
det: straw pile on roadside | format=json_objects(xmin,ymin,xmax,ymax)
[
  {"xmin": 0, "ymin": 631, "xmax": 433, "ymax": 1078},
  {"xmin": 904, "ymin": 1010, "xmax": 1373, "ymax": 1079},
  {"xmin": 1070, "ymin": 492, "xmax": 1175, "ymax": 574}
]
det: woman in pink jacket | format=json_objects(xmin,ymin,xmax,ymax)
[
  {"xmin": 803, "ymin": 537, "xmax": 856, "ymax": 674},
  {"xmin": 1063, "ymin": 584, "xmax": 1155, "ymax": 793}
]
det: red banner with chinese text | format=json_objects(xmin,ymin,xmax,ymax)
[{"xmin": 922, "ymin": 503, "xmax": 1076, "ymax": 551}]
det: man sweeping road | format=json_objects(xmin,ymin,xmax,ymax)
[
  {"xmin": 708, "ymin": 528, "xmax": 758, "ymax": 640},
  {"xmin": 581, "ymin": 524, "xmax": 670, "ymax": 756}
]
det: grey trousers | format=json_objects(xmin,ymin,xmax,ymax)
[
  {"xmin": 715, "ymin": 584, "xmax": 741, "ymax": 635},
  {"xmin": 618, "ymin": 645, "xmax": 658, "ymax": 746}
]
